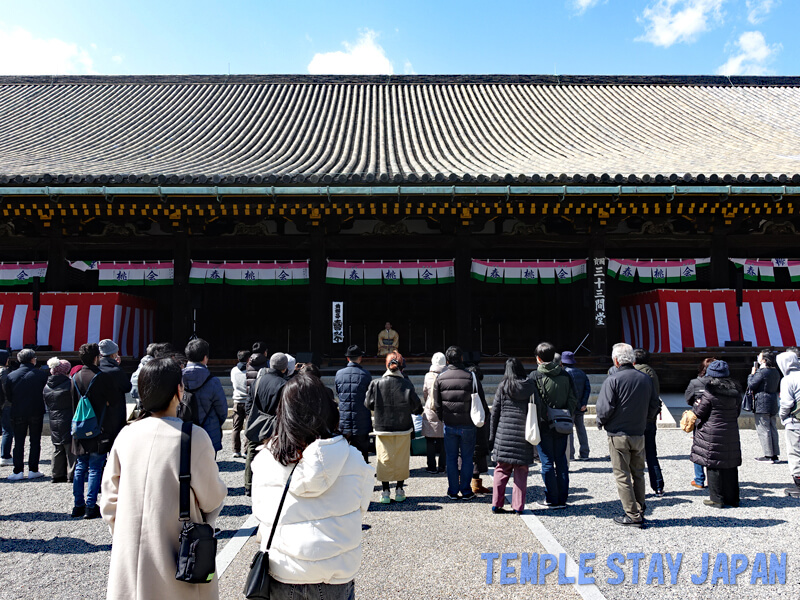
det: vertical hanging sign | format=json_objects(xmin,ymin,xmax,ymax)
[
  {"xmin": 332, "ymin": 301, "xmax": 344, "ymax": 344},
  {"xmin": 593, "ymin": 257, "xmax": 607, "ymax": 327}
]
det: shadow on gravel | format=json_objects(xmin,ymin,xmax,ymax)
[
  {"xmin": 0, "ymin": 537, "xmax": 111, "ymax": 554},
  {"xmin": 0, "ymin": 511, "xmax": 71, "ymax": 522},
  {"xmin": 217, "ymin": 460, "xmax": 245, "ymax": 473},
  {"xmin": 650, "ymin": 516, "xmax": 787, "ymax": 528},
  {"xmin": 220, "ymin": 504, "xmax": 252, "ymax": 518},
  {"xmin": 368, "ymin": 496, "xmax": 445, "ymax": 511},
  {"xmin": 570, "ymin": 467, "xmax": 613, "ymax": 474},
  {"xmin": 227, "ymin": 486, "xmax": 247, "ymax": 497}
]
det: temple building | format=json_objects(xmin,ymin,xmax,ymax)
[{"xmin": 0, "ymin": 74, "xmax": 799, "ymax": 364}]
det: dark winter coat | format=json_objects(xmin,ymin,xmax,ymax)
[
  {"xmin": 43, "ymin": 374, "xmax": 73, "ymax": 445},
  {"xmin": 684, "ymin": 376, "xmax": 711, "ymax": 407},
  {"xmin": 245, "ymin": 354, "xmax": 269, "ymax": 414},
  {"xmin": 5, "ymin": 362, "xmax": 48, "ymax": 419},
  {"xmin": 71, "ymin": 365, "xmax": 121, "ymax": 456},
  {"xmin": 99, "ymin": 356, "xmax": 132, "ymax": 446},
  {"xmin": 489, "ymin": 377, "xmax": 537, "ymax": 465},
  {"xmin": 596, "ymin": 364, "xmax": 660, "ymax": 437},
  {"xmin": 691, "ymin": 378, "xmax": 742, "ymax": 469},
  {"xmin": 433, "ymin": 365, "xmax": 487, "ymax": 427},
  {"xmin": 365, "ymin": 370, "xmax": 422, "ymax": 433},
  {"xmin": 563, "ymin": 366, "xmax": 590, "ymax": 409},
  {"xmin": 182, "ymin": 362, "xmax": 228, "ymax": 452},
  {"xmin": 746, "ymin": 367, "xmax": 781, "ymax": 415},
  {"xmin": 246, "ymin": 368, "xmax": 286, "ymax": 443},
  {"xmin": 335, "ymin": 361, "xmax": 373, "ymax": 435},
  {"xmin": 529, "ymin": 361, "xmax": 579, "ymax": 418}
]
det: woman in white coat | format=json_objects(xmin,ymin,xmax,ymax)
[
  {"xmin": 252, "ymin": 371, "xmax": 375, "ymax": 600},
  {"xmin": 100, "ymin": 358, "xmax": 228, "ymax": 600}
]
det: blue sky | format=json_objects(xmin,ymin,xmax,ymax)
[{"xmin": 0, "ymin": 0, "xmax": 795, "ymax": 76}]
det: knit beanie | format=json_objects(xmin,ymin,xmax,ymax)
[
  {"xmin": 48, "ymin": 357, "xmax": 72, "ymax": 376},
  {"xmin": 431, "ymin": 352, "xmax": 446, "ymax": 368},
  {"xmin": 705, "ymin": 360, "xmax": 729, "ymax": 378}
]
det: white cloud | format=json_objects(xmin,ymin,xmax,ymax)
[
  {"xmin": 746, "ymin": 0, "xmax": 778, "ymax": 24},
  {"xmin": 717, "ymin": 30, "xmax": 781, "ymax": 75},
  {"xmin": 636, "ymin": 0, "xmax": 725, "ymax": 47},
  {"xmin": 307, "ymin": 30, "xmax": 394, "ymax": 75},
  {"xmin": 572, "ymin": 0, "xmax": 605, "ymax": 14},
  {"xmin": 0, "ymin": 25, "xmax": 95, "ymax": 75},
  {"xmin": 403, "ymin": 60, "xmax": 416, "ymax": 75},
  {"xmin": 111, "ymin": 54, "xmax": 124, "ymax": 64}
]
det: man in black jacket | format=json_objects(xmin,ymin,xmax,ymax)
[
  {"xmin": 433, "ymin": 346, "xmax": 486, "ymax": 500},
  {"xmin": 596, "ymin": 343, "xmax": 661, "ymax": 527},
  {"xmin": 243, "ymin": 352, "xmax": 287, "ymax": 496},
  {"xmin": 98, "ymin": 339, "xmax": 132, "ymax": 447},
  {"xmin": 5, "ymin": 349, "xmax": 49, "ymax": 480}
]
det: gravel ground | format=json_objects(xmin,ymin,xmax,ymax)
[
  {"xmin": 2, "ymin": 428, "xmax": 798, "ymax": 599},
  {"xmin": 0, "ymin": 431, "xmax": 252, "ymax": 600}
]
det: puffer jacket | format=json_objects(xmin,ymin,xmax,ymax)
[
  {"xmin": 182, "ymin": 362, "xmax": 228, "ymax": 452},
  {"xmin": 421, "ymin": 365, "xmax": 445, "ymax": 437},
  {"xmin": 691, "ymin": 378, "xmax": 742, "ymax": 469},
  {"xmin": 489, "ymin": 377, "xmax": 537, "ymax": 465},
  {"xmin": 365, "ymin": 370, "xmax": 422, "ymax": 434},
  {"xmin": 71, "ymin": 365, "xmax": 121, "ymax": 456},
  {"xmin": 335, "ymin": 362, "xmax": 373, "ymax": 435},
  {"xmin": 747, "ymin": 367, "xmax": 781, "ymax": 415},
  {"xmin": 684, "ymin": 375, "xmax": 711, "ymax": 406},
  {"xmin": 777, "ymin": 352, "xmax": 800, "ymax": 430},
  {"xmin": 245, "ymin": 353, "xmax": 269, "ymax": 413},
  {"xmin": 433, "ymin": 365, "xmax": 487, "ymax": 427},
  {"xmin": 43, "ymin": 374, "xmax": 73, "ymax": 445},
  {"xmin": 129, "ymin": 354, "xmax": 153, "ymax": 400},
  {"xmin": 251, "ymin": 436, "xmax": 375, "ymax": 585}
]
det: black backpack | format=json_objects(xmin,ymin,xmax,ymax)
[{"xmin": 178, "ymin": 374, "xmax": 213, "ymax": 425}]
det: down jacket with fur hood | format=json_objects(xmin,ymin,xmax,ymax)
[
  {"xmin": 691, "ymin": 378, "xmax": 742, "ymax": 469},
  {"xmin": 251, "ymin": 436, "xmax": 375, "ymax": 585},
  {"xmin": 777, "ymin": 352, "xmax": 800, "ymax": 430}
]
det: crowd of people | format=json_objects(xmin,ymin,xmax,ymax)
[{"xmin": 2, "ymin": 336, "xmax": 800, "ymax": 598}]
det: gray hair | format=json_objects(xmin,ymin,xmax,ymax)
[
  {"xmin": 17, "ymin": 348, "xmax": 36, "ymax": 364},
  {"xmin": 612, "ymin": 343, "xmax": 635, "ymax": 366}
]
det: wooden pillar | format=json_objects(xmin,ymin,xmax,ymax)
[
  {"xmin": 710, "ymin": 223, "xmax": 729, "ymax": 289},
  {"xmin": 590, "ymin": 234, "xmax": 608, "ymax": 355},
  {"xmin": 172, "ymin": 229, "xmax": 192, "ymax": 345},
  {"xmin": 454, "ymin": 228, "xmax": 473, "ymax": 352},
  {"xmin": 309, "ymin": 227, "xmax": 327, "ymax": 359},
  {"xmin": 45, "ymin": 215, "xmax": 68, "ymax": 291}
]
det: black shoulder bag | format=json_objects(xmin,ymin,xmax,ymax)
[
  {"xmin": 175, "ymin": 421, "xmax": 218, "ymax": 584},
  {"xmin": 243, "ymin": 462, "xmax": 298, "ymax": 599}
]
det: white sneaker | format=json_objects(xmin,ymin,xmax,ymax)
[
  {"xmin": 27, "ymin": 471, "xmax": 45, "ymax": 480},
  {"xmin": 0, "ymin": 457, "xmax": 12, "ymax": 466},
  {"xmin": 7, "ymin": 471, "xmax": 24, "ymax": 481}
]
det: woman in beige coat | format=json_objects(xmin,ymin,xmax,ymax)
[
  {"xmin": 422, "ymin": 352, "xmax": 446, "ymax": 474},
  {"xmin": 100, "ymin": 358, "xmax": 228, "ymax": 600}
]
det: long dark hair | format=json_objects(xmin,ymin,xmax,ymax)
[
  {"xmin": 270, "ymin": 372, "xmax": 336, "ymax": 466},
  {"xmin": 698, "ymin": 357, "xmax": 716, "ymax": 377},
  {"xmin": 495, "ymin": 357, "xmax": 527, "ymax": 400}
]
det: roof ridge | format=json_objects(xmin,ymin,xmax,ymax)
[{"xmin": 0, "ymin": 74, "xmax": 799, "ymax": 87}]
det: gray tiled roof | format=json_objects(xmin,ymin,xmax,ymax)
[{"xmin": 1, "ymin": 75, "xmax": 799, "ymax": 184}]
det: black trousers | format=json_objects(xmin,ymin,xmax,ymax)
[
  {"xmin": 426, "ymin": 437, "xmax": 445, "ymax": 471},
  {"xmin": 348, "ymin": 434, "xmax": 371, "ymax": 463},
  {"xmin": 707, "ymin": 467, "xmax": 739, "ymax": 507},
  {"xmin": 13, "ymin": 415, "xmax": 44, "ymax": 474}
]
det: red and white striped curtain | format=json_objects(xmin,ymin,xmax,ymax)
[
  {"xmin": 0, "ymin": 292, "xmax": 156, "ymax": 356},
  {"xmin": 620, "ymin": 289, "xmax": 800, "ymax": 352}
]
